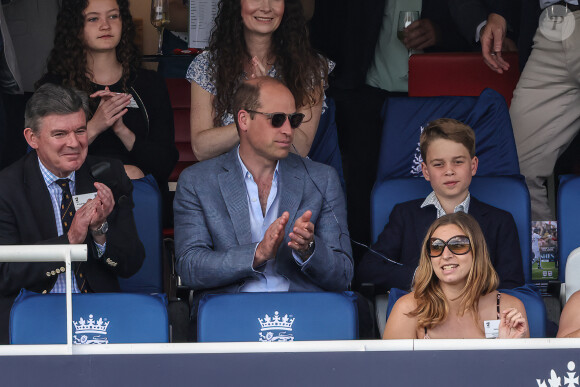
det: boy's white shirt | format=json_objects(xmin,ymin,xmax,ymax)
[{"xmin": 420, "ymin": 191, "xmax": 471, "ymax": 218}]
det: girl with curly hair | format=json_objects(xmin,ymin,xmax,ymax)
[
  {"xmin": 39, "ymin": 0, "xmax": 178, "ymax": 224},
  {"xmin": 383, "ymin": 212, "xmax": 528, "ymax": 339},
  {"xmin": 186, "ymin": 0, "xmax": 330, "ymax": 161},
  {"xmin": 39, "ymin": 0, "xmax": 178, "ymax": 212}
]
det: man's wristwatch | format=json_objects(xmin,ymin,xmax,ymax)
[{"xmin": 91, "ymin": 221, "xmax": 108, "ymax": 236}]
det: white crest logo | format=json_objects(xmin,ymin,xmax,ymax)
[
  {"xmin": 73, "ymin": 314, "xmax": 109, "ymax": 344},
  {"xmin": 410, "ymin": 125, "xmax": 426, "ymax": 177},
  {"xmin": 537, "ymin": 360, "xmax": 579, "ymax": 387},
  {"xmin": 258, "ymin": 311, "xmax": 295, "ymax": 342},
  {"xmin": 539, "ymin": 5, "xmax": 575, "ymax": 42}
]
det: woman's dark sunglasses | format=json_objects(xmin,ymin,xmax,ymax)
[
  {"xmin": 246, "ymin": 110, "xmax": 305, "ymax": 129},
  {"xmin": 428, "ymin": 235, "xmax": 471, "ymax": 257}
]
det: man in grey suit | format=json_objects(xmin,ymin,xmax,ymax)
[{"xmin": 174, "ymin": 77, "xmax": 353, "ymax": 338}]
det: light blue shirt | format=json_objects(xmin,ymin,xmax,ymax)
[
  {"xmin": 236, "ymin": 149, "xmax": 310, "ymax": 292},
  {"xmin": 38, "ymin": 159, "xmax": 81, "ymax": 294}
]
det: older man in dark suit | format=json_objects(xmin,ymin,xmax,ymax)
[{"xmin": 0, "ymin": 83, "xmax": 145, "ymax": 343}]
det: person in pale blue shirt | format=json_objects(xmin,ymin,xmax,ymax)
[
  {"xmin": 174, "ymin": 77, "xmax": 352, "ymax": 339},
  {"xmin": 237, "ymin": 150, "xmax": 293, "ymax": 292}
]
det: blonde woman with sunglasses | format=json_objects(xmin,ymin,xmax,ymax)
[{"xmin": 383, "ymin": 212, "xmax": 528, "ymax": 340}]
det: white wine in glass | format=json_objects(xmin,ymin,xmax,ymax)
[
  {"xmin": 151, "ymin": 0, "xmax": 170, "ymax": 55},
  {"xmin": 397, "ymin": 11, "xmax": 420, "ymax": 48},
  {"xmin": 397, "ymin": 11, "xmax": 419, "ymax": 80}
]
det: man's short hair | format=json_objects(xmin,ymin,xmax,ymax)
[
  {"xmin": 231, "ymin": 77, "xmax": 288, "ymax": 129},
  {"xmin": 419, "ymin": 118, "xmax": 476, "ymax": 160},
  {"xmin": 25, "ymin": 83, "xmax": 90, "ymax": 134}
]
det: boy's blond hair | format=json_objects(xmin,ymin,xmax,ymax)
[{"xmin": 420, "ymin": 118, "xmax": 476, "ymax": 161}]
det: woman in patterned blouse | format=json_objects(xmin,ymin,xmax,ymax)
[{"xmin": 186, "ymin": 0, "xmax": 329, "ymax": 161}]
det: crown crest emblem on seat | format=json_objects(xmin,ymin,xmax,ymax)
[
  {"xmin": 73, "ymin": 314, "xmax": 109, "ymax": 344},
  {"xmin": 258, "ymin": 311, "xmax": 295, "ymax": 342}
]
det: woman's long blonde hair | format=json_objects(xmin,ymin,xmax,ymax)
[{"xmin": 408, "ymin": 212, "xmax": 499, "ymax": 329}]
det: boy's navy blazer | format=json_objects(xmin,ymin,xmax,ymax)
[{"xmin": 356, "ymin": 196, "xmax": 525, "ymax": 294}]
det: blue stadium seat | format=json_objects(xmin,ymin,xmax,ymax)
[
  {"xmin": 501, "ymin": 287, "xmax": 546, "ymax": 338},
  {"xmin": 119, "ymin": 174, "xmax": 163, "ymax": 293},
  {"xmin": 308, "ymin": 97, "xmax": 345, "ymax": 189},
  {"xmin": 197, "ymin": 292, "xmax": 358, "ymax": 342},
  {"xmin": 469, "ymin": 176, "xmax": 532, "ymax": 283},
  {"xmin": 557, "ymin": 175, "xmax": 580, "ymax": 283},
  {"xmin": 370, "ymin": 177, "xmax": 430, "ymax": 243},
  {"xmin": 377, "ymin": 89, "xmax": 519, "ymax": 182},
  {"xmin": 10, "ymin": 290, "xmax": 169, "ymax": 344}
]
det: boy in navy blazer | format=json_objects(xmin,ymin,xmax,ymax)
[{"xmin": 356, "ymin": 118, "xmax": 525, "ymax": 294}]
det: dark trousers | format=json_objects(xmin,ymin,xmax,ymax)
[{"xmin": 0, "ymin": 92, "xmax": 29, "ymax": 171}]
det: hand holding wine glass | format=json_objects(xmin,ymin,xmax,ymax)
[
  {"xmin": 397, "ymin": 11, "xmax": 420, "ymax": 56},
  {"xmin": 151, "ymin": 0, "xmax": 170, "ymax": 55}
]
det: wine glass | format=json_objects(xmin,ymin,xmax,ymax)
[
  {"xmin": 397, "ymin": 11, "xmax": 420, "ymax": 57},
  {"xmin": 151, "ymin": 0, "xmax": 170, "ymax": 55}
]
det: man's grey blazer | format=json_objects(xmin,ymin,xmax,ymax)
[{"xmin": 174, "ymin": 147, "xmax": 353, "ymax": 294}]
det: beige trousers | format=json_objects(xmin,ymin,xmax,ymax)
[{"xmin": 510, "ymin": 11, "xmax": 580, "ymax": 220}]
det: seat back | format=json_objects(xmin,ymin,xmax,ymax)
[
  {"xmin": 10, "ymin": 291, "xmax": 169, "ymax": 344},
  {"xmin": 377, "ymin": 89, "xmax": 519, "ymax": 182},
  {"xmin": 408, "ymin": 52, "xmax": 520, "ymax": 107},
  {"xmin": 558, "ymin": 176, "xmax": 580, "ymax": 282},
  {"xmin": 370, "ymin": 177, "xmax": 430, "ymax": 242},
  {"xmin": 564, "ymin": 247, "xmax": 580, "ymax": 302},
  {"xmin": 469, "ymin": 176, "xmax": 532, "ymax": 283},
  {"xmin": 371, "ymin": 176, "xmax": 532, "ymax": 283},
  {"xmin": 501, "ymin": 285, "xmax": 546, "ymax": 338},
  {"xmin": 119, "ymin": 175, "xmax": 163, "ymax": 293},
  {"xmin": 165, "ymin": 78, "xmax": 197, "ymax": 183},
  {"xmin": 197, "ymin": 292, "xmax": 358, "ymax": 342},
  {"xmin": 307, "ymin": 97, "xmax": 345, "ymax": 188}
]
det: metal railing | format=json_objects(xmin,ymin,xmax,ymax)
[{"xmin": 0, "ymin": 244, "xmax": 87, "ymax": 352}]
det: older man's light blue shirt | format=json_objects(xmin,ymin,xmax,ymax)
[{"xmin": 38, "ymin": 159, "xmax": 81, "ymax": 294}]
